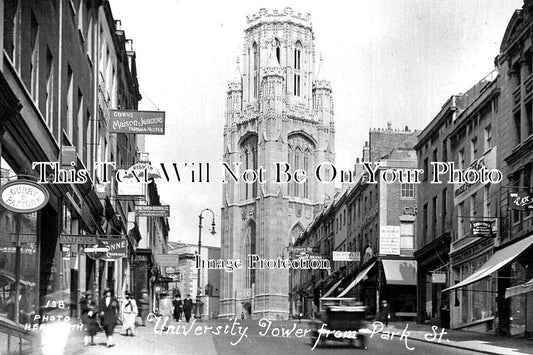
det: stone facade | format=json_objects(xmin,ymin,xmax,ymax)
[{"xmin": 220, "ymin": 8, "xmax": 335, "ymax": 319}]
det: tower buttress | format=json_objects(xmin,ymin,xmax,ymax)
[
  {"xmin": 260, "ymin": 45, "xmax": 284, "ymax": 115},
  {"xmin": 226, "ymin": 58, "xmax": 242, "ymax": 126}
]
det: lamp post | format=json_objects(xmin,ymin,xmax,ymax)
[{"xmin": 195, "ymin": 208, "xmax": 216, "ymax": 321}]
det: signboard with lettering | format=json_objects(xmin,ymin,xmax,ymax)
[
  {"xmin": 333, "ymin": 251, "xmax": 360, "ymax": 261},
  {"xmin": 0, "ymin": 180, "xmax": 49, "ymax": 213},
  {"xmin": 61, "ymin": 145, "xmax": 77, "ymax": 169},
  {"xmin": 136, "ymin": 205, "xmax": 170, "ymax": 217},
  {"xmin": 60, "ymin": 235, "xmax": 98, "ymax": 244},
  {"xmin": 470, "ymin": 221, "xmax": 495, "ymax": 238},
  {"xmin": 108, "ymin": 110, "xmax": 166, "ymax": 135},
  {"xmin": 85, "ymin": 238, "xmax": 127, "ymax": 261},
  {"xmin": 432, "ymin": 272, "xmax": 447, "ymax": 284},
  {"xmin": 509, "ymin": 191, "xmax": 533, "ymax": 211},
  {"xmin": 379, "ymin": 226, "xmax": 401, "ymax": 255},
  {"xmin": 117, "ymin": 181, "xmax": 146, "ymax": 196},
  {"xmin": 156, "ymin": 254, "xmax": 178, "ymax": 267}
]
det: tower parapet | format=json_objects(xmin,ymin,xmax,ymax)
[{"xmin": 246, "ymin": 7, "xmax": 312, "ymax": 30}]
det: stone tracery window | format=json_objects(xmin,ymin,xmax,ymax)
[
  {"xmin": 288, "ymin": 134, "xmax": 314, "ymax": 198},
  {"xmin": 241, "ymin": 134, "xmax": 258, "ymax": 199},
  {"xmin": 293, "ymin": 41, "xmax": 302, "ymax": 96}
]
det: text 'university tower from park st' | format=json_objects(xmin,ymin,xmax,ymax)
[{"xmin": 220, "ymin": 8, "xmax": 336, "ymax": 320}]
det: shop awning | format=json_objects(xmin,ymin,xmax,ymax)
[
  {"xmin": 505, "ymin": 278, "xmax": 533, "ymax": 298},
  {"xmin": 322, "ymin": 277, "xmax": 345, "ymax": 298},
  {"xmin": 337, "ymin": 262, "xmax": 376, "ymax": 297},
  {"xmin": 382, "ymin": 259, "xmax": 417, "ymax": 285},
  {"xmin": 443, "ymin": 235, "xmax": 533, "ymax": 292}
]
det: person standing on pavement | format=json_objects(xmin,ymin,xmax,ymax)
[
  {"xmin": 121, "ymin": 291, "xmax": 138, "ymax": 336},
  {"xmin": 183, "ymin": 294, "xmax": 194, "ymax": 323},
  {"xmin": 100, "ymin": 288, "xmax": 119, "ymax": 348},
  {"xmin": 138, "ymin": 289, "xmax": 150, "ymax": 326},
  {"xmin": 380, "ymin": 300, "xmax": 391, "ymax": 326},
  {"xmin": 440, "ymin": 301, "xmax": 450, "ymax": 329},
  {"xmin": 80, "ymin": 290, "xmax": 98, "ymax": 346},
  {"xmin": 172, "ymin": 295, "xmax": 182, "ymax": 322},
  {"xmin": 158, "ymin": 292, "xmax": 173, "ymax": 331}
]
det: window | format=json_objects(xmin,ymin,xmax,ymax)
[
  {"xmin": 252, "ymin": 42, "xmax": 258, "ymax": 99},
  {"xmin": 76, "ymin": 90, "xmax": 83, "ymax": 156},
  {"xmin": 288, "ymin": 134, "xmax": 314, "ymax": 198},
  {"xmin": 470, "ymin": 193, "xmax": 477, "ymax": 218},
  {"xmin": 45, "ymin": 48, "xmax": 54, "ymax": 130},
  {"xmin": 422, "ymin": 203, "xmax": 428, "ymax": 245},
  {"xmin": 483, "ymin": 184, "xmax": 490, "ymax": 218},
  {"xmin": 432, "ymin": 196, "xmax": 437, "ymax": 238},
  {"xmin": 401, "ymin": 183, "xmax": 415, "ymax": 199},
  {"xmin": 30, "ymin": 12, "xmax": 39, "ymax": 101},
  {"xmin": 293, "ymin": 41, "xmax": 302, "ymax": 96},
  {"xmin": 484, "ymin": 125, "xmax": 492, "ymax": 151},
  {"xmin": 66, "ymin": 65, "xmax": 74, "ymax": 139},
  {"xmin": 442, "ymin": 140, "xmax": 448, "ymax": 161},
  {"xmin": 423, "ymin": 157, "xmax": 428, "ymax": 181},
  {"xmin": 441, "ymin": 188, "xmax": 447, "ymax": 235},
  {"xmin": 458, "ymin": 148, "xmax": 465, "ymax": 169},
  {"xmin": 458, "ymin": 202, "xmax": 465, "ymax": 239},
  {"xmin": 432, "ymin": 148, "xmax": 438, "ymax": 163},
  {"xmin": 241, "ymin": 135, "xmax": 258, "ymax": 200},
  {"xmin": 275, "ymin": 38, "xmax": 281, "ymax": 64},
  {"xmin": 470, "ymin": 137, "xmax": 478, "ymax": 162}
]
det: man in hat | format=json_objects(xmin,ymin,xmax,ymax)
[
  {"xmin": 183, "ymin": 294, "xmax": 194, "ymax": 323},
  {"xmin": 121, "ymin": 291, "xmax": 138, "ymax": 336},
  {"xmin": 138, "ymin": 288, "xmax": 150, "ymax": 327},
  {"xmin": 100, "ymin": 288, "xmax": 119, "ymax": 347},
  {"xmin": 380, "ymin": 300, "xmax": 391, "ymax": 326},
  {"xmin": 80, "ymin": 290, "xmax": 98, "ymax": 346}
]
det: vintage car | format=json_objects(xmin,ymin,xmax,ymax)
[{"xmin": 309, "ymin": 298, "xmax": 368, "ymax": 349}]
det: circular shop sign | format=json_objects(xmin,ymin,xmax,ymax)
[{"xmin": 0, "ymin": 180, "xmax": 50, "ymax": 213}]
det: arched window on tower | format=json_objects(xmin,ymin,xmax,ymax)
[
  {"xmin": 245, "ymin": 220, "xmax": 257, "ymax": 288},
  {"xmin": 293, "ymin": 41, "xmax": 302, "ymax": 96},
  {"xmin": 290, "ymin": 224, "xmax": 304, "ymax": 245},
  {"xmin": 275, "ymin": 38, "xmax": 281, "ymax": 65},
  {"xmin": 241, "ymin": 135, "xmax": 258, "ymax": 199},
  {"xmin": 288, "ymin": 134, "xmax": 314, "ymax": 198},
  {"xmin": 252, "ymin": 42, "xmax": 259, "ymax": 99}
]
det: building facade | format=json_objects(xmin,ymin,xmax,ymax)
[{"xmin": 220, "ymin": 8, "xmax": 335, "ymax": 319}]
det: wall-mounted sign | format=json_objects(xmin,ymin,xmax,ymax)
[
  {"xmin": 117, "ymin": 181, "xmax": 145, "ymax": 196},
  {"xmin": 509, "ymin": 191, "xmax": 533, "ymax": 211},
  {"xmin": 156, "ymin": 254, "xmax": 178, "ymax": 267},
  {"xmin": 60, "ymin": 146, "xmax": 77, "ymax": 169},
  {"xmin": 333, "ymin": 251, "xmax": 360, "ymax": 261},
  {"xmin": 379, "ymin": 226, "xmax": 401, "ymax": 255},
  {"xmin": 0, "ymin": 180, "xmax": 49, "ymax": 213},
  {"xmin": 136, "ymin": 205, "xmax": 170, "ymax": 217},
  {"xmin": 60, "ymin": 234, "xmax": 98, "ymax": 244},
  {"xmin": 471, "ymin": 221, "xmax": 495, "ymax": 238},
  {"xmin": 432, "ymin": 272, "xmax": 447, "ymax": 284},
  {"xmin": 108, "ymin": 110, "xmax": 166, "ymax": 135}
]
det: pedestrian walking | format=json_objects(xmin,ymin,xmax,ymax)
[
  {"xmin": 380, "ymin": 300, "xmax": 391, "ymax": 326},
  {"xmin": 158, "ymin": 292, "xmax": 173, "ymax": 331},
  {"xmin": 121, "ymin": 291, "xmax": 138, "ymax": 336},
  {"xmin": 100, "ymin": 288, "xmax": 119, "ymax": 348},
  {"xmin": 172, "ymin": 295, "xmax": 182, "ymax": 322},
  {"xmin": 138, "ymin": 288, "xmax": 150, "ymax": 326},
  {"xmin": 80, "ymin": 290, "xmax": 98, "ymax": 346},
  {"xmin": 440, "ymin": 301, "xmax": 450, "ymax": 329},
  {"xmin": 183, "ymin": 294, "xmax": 194, "ymax": 323}
]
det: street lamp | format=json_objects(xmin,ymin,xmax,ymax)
[{"xmin": 195, "ymin": 208, "xmax": 216, "ymax": 321}]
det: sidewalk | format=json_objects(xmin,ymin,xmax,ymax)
[{"xmin": 373, "ymin": 321, "xmax": 533, "ymax": 355}]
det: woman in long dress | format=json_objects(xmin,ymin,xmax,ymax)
[
  {"xmin": 121, "ymin": 291, "xmax": 138, "ymax": 336},
  {"xmin": 100, "ymin": 288, "xmax": 119, "ymax": 348},
  {"xmin": 80, "ymin": 290, "xmax": 99, "ymax": 346}
]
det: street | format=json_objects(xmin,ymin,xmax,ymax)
[{"xmin": 61, "ymin": 319, "xmax": 499, "ymax": 355}]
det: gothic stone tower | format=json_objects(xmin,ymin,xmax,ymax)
[{"xmin": 220, "ymin": 8, "xmax": 335, "ymax": 320}]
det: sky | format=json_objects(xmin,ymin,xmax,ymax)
[{"xmin": 110, "ymin": 0, "xmax": 524, "ymax": 247}]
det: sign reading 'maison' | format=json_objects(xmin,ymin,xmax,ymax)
[
  {"xmin": 0, "ymin": 180, "xmax": 49, "ymax": 213},
  {"xmin": 108, "ymin": 109, "xmax": 166, "ymax": 135}
]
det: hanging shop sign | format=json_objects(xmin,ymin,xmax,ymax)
[
  {"xmin": 108, "ymin": 109, "xmax": 166, "ymax": 135},
  {"xmin": 431, "ymin": 272, "xmax": 447, "ymax": 284},
  {"xmin": 0, "ymin": 180, "xmax": 49, "ymax": 213},
  {"xmin": 85, "ymin": 238, "xmax": 127, "ymax": 261},
  {"xmin": 60, "ymin": 235, "xmax": 98, "ymax": 244},
  {"xmin": 509, "ymin": 191, "xmax": 533, "ymax": 211},
  {"xmin": 135, "ymin": 205, "xmax": 170, "ymax": 217},
  {"xmin": 470, "ymin": 220, "xmax": 495, "ymax": 238}
]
